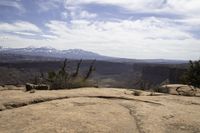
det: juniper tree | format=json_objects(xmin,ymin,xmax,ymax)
[{"xmin": 182, "ymin": 59, "xmax": 200, "ymax": 88}]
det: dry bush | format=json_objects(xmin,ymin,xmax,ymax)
[
  {"xmin": 46, "ymin": 59, "xmax": 96, "ymax": 89},
  {"xmin": 149, "ymin": 90, "xmax": 156, "ymax": 96},
  {"xmin": 132, "ymin": 90, "xmax": 142, "ymax": 96},
  {"xmin": 156, "ymin": 86, "xmax": 170, "ymax": 94}
]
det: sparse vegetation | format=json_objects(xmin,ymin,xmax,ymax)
[
  {"xmin": 156, "ymin": 85, "xmax": 170, "ymax": 94},
  {"xmin": 46, "ymin": 59, "xmax": 96, "ymax": 89},
  {"xmin": 132, "ymin": 90, "xmax": 142, "ymax": 96},
  {"xmin": 149, "ymin": 89, "xmax": 156, "ymax": 96},
  {"xmin": 0, "ymin": 59, "xmax": 188, "ymax": 89},
  {"xmin": 181, "ymin": 59, "xmax": 200, "ymax": 88}
]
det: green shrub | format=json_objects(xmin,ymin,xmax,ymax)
[{"xmin": 181, "ymin": 59, "xmax": 200, "ymax": 88}]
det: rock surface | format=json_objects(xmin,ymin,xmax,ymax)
[
  {"xmin": 160, "ymin": 84, "xmax": 200, "ymax": 96},
  {"xmin": 0, "ymin": 88, "xmax": 200, "ymax": 133}
]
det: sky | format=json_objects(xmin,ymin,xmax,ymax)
[{"xmin": 0, "ymin": 0, "xmax": 200, "ymax": 60}]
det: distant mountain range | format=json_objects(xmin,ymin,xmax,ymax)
[
  {"xmin": 0, "ymin": 47, "xmax": 112, "ymax": 60},
  {"xmin": 0, "ymin": 46, "xmax": 188, "ymax": 64}
]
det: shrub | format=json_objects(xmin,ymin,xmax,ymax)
[
  {"xmin": 181, "ymin": 59, "xmax": 200, "ymax": 88},
  {"xmin": 132, "ymin": 90, "xmax": 142, "ymax": 96},
  {"xmin": 46, "ymin": 59, "xmax": 96, "ymax": 89}
]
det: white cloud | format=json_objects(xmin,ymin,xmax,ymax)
[
  {"xmin": 64, "ymin": 0, "xmax": 173, "ymax": 10},
  {"xmin": 167, "ymin": 0, "xmax": 200, "ymax": 17},
  {"xmin": 175, "ymin": 18, "xmax": 200, "ymax": 27},
  {"xmin": 1, "ymin": 17, "xmax": 200, "ymax": 60},
  {"xmin": 42, "ymin": 34, "xmax": 58, "ymax": 39},
  {"xmin": 37, "ymin": 0, "xmax": 61, "ymax": 12},
  {"xmin": 0, "ymin": 34, "xmax": 49, "ymax": 48},
  {"xmin": 26, "ymin": 18, "xmax": 199, "ymax": 60},
  {"xmin": 0, "ymin": 21, "xmax": 42, "ymax": 33},
  {"xmin": 1, "ymin": 0, "xmax": 200, "ymax": 60},
  {"xmin": 79, "ymin": 10, "xmax": 97, "ymax": 19},
  {"xmin": 65, "ymin": 0, "xmax": 200, "ymax": 17},
  {"xmin": 14, "ymin": 32, "xmax": 37, "ymax": 36},
  {"xmin": 61, "ymin": 12, "xmax": 68, "ymax": 19},
  {"xmin": 64, "ymin": 9, "xmax": 97, "ymax": 19}
]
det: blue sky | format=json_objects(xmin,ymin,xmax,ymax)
[{"xmin": 0, "ymin": 0, "xmax": 200, "ymax": 60}]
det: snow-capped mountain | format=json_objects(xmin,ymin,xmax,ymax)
[
  {"xmin": 0, "ymin": 46, "xmax": 187, "ymax": 64},
  {"xmin": 0, "ymin": 47, "xmax": 110, "ymax": 60}
]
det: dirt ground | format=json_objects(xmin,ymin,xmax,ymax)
[{"xmin": 0, "ymin": 87, "xmax": 200, "ymax": 133}]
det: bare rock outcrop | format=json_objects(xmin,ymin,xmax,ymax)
[
  {"xmin": 0, "ymin": 88, "xmax": 200, "ymax": 133},
  {"xmin": 159, "ymin": 84, "xmax": 199, "ymax": 96}
]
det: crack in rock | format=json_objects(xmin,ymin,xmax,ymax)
[
  {"xmin": 87, "ymin": 96, "xmax": 163, "ymax": 106},
  {"xmin": 120, "ymin": 104, "xmax": 145, "ymax": 133},
  {"xmin": 1, "ymin": 95, "xmax": 163, "ymax": 111}
]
